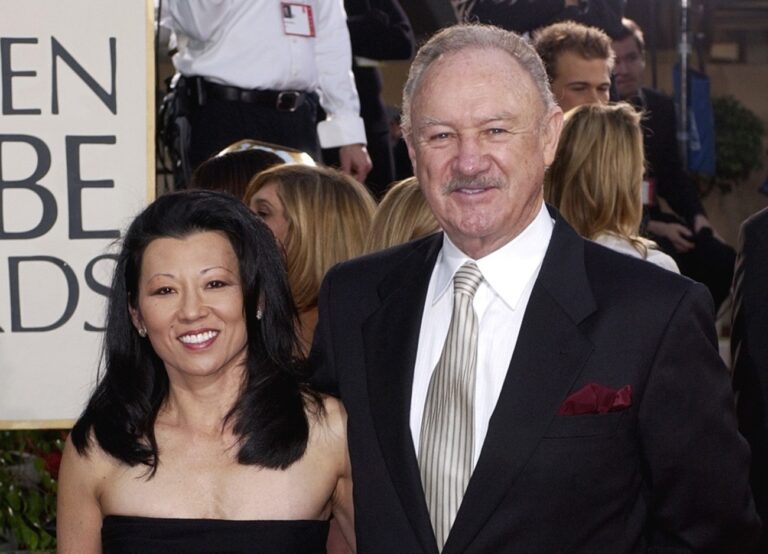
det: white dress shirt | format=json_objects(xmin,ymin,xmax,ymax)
[
  {"xmin": 410, "ymin": 203, "xmax": 554, "ymax": 467},
  {"xmin": 161, "ymin": 0, "xmax": 366, "ymax": 148}
]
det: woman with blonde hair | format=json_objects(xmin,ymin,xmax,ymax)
[
  {"xmin": 365, "ymin": 177, "xmax": 440, "ymax": 253},
  {"xmin": 545, "ymin": 102, "xmax": 678, "ymax": 272},
  {"xmin": 244, "ymin": 164, "xmax": 376, "ymax": 354}
]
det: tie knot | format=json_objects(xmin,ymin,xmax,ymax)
[{"xmin": 453, "ymin": 262, "xmax": 483, "ymax": 298}]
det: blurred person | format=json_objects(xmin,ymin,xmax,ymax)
[
  {"xmin": 311, "ymin": 23, "xmax": 758, "ymax": 552},
  {"xmin": 732, "ymin": 206, "xmax": 768, "ymax": 552},
  {"xmin": 533, "ymin": 21, "xmax": 614, "ymax": 113},
  {"xmin": 453, "ymin": 0, "xmax": 625, "ymax": 38},
  {"xmin": 612, "ymin": 17, "xmax": 735, "ymax": 312},
  {"xmin": 189, "ymin": 149, "xmax": 284, "ymax": 198},
  {"xmin": 245, "ymin": 165, "xmax": 375, "ymax": 354},
  {"xmin": 365, "ymin": 177, "xmax": 439, "ymax": 252},
  {"xmin": 387, "ymin": 105, "xmax": 414, "ymax": 180},
  {"xmin": 324, "ymin": 0, "xmax": 414, "ymax": 198},
  {"xmin": 160, "ymin": 0, "xmax": 372, "ymax": 184},
  {"xmin": 546, "ymin": 102, "xmax": 678, "ymax": 272},
  {"xmin": 57, "ymin": 191, "xmax": 354, "ymax": 553}
]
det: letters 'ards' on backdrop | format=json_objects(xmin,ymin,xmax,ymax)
[{"xmin": 0, "ymin": 0, "xmax": 155, "ymax": 427}]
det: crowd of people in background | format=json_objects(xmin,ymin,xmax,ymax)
[{"xmin": 55, "ymin": 1, "xmax": 768, "ymax": 552}]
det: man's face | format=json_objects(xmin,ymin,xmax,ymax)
[
  {"xmin": 612, "ymin": 35, "xmax": 645, "ymax": 99},
  {"xmin": 405, "ymin": 47, "xmax": 562, "ymax": 259},
  {"xmin": 550, "ymin": 51, "xmax": 611, "ymax": 112}
]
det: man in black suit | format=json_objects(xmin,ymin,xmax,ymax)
[
  {"xmin": 312, "ymin": 24, "xmax": 758, "ymax": 552},
  {"xmin": 732, "ymin": 206, "xmax": 768, "ymax": 551},
  {"xmin": 612, "ymin": 18, "xmax": 736, "ymax": 312}
]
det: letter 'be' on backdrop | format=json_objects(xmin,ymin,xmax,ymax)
[{"xmin": 0, "ymin": 0, "xmax": 154, "ymax": 428}]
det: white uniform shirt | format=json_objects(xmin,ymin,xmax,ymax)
[
  {"xmin": 410, "ymin": 203, "xmax": 554, "ymax": 467},
  {"xmin": 161, "ymin": 0, "xmax": 366, "ymax": 148}
]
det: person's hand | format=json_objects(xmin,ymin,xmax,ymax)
[
  {"xmin": 692, "ymin": 214, "xmax": 725, "ymax": 242},
  {"xmin": 339, "ymin": 144, "xmax": 372, "ymax": 184},
  {"xmin": 647, "ymin": 220, "xmax": 696, "ymax": 253}
]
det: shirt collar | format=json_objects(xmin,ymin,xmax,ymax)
[{"xmin": 432, "ymin": 203, "xmax": 554, "ymax": 309}]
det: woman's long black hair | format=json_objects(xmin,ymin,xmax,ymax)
[{"xmin": 71, "ymin": 190, "xmax": 318, "ymax": 472}]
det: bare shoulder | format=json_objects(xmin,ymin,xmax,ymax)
[
  {"xmin": 57, "ymin": 431, "xmax": 116, "ymax": 554},
  {"xmin": 321, "ymin": 394, "xmax": 348, "ymax": 429},
  {"xmin": 60, "ymin": 431, "xmax": 116, "ymax": 495},
  {"xmin": 306, "ymin": 394, "xmax": 348, "ymax": 457}
]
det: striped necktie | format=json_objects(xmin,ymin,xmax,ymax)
[{"xmin": 418, "ymin": 261, "xmax": 484, "ymax": 549}]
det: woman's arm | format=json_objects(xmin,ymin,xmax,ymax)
[
  {"xmin": 327, "ymin": 398, "xmax": 356, "ymax": 553},
  {"xmin": 56, "ymin": 435, "xmax": 103, "ymax": 554}
]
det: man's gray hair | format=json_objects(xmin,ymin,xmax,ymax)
[{"xmin": 401, "ymin": 24, "xmax": 556, "ymax": 138}]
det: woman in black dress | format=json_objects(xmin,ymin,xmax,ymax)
[{"xmin": 57, "ymin": 191, "xmax": 353, "ymax": 553}]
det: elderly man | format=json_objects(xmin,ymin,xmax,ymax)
[{"xmin": 312, "ymin": 24, "xmax": 758, "ymax": 553}]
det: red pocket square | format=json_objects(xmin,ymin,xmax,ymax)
[{"xmin": 557, "ymin": 383, "xmax": 632, "ymax": 416}]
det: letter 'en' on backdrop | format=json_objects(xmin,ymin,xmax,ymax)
[{"xmin": 0, "ymin": 0, "xmax": 155, "ymax": 428}]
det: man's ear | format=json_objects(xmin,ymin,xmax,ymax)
[{"xmin": 541, "ymin": 107, "xmax": 564, "ymax": 167}]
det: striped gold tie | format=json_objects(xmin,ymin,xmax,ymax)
[{"xmin": 418, "ymin": 261, "xmax": 484, "ymax": 549}]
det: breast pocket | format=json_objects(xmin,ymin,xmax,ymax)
[{"xmin": 543, "ymin": 410, "xmax": 628, "ymax": 438}]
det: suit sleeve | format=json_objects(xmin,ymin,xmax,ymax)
[
  {"xmin": 465, "ymin": 0, "xmax": 623, "ymax": 35},
  {"xmin": 465, "ymin": 0, "xmax": 566, "ymax": 32},
  {"xmin": 346, "ymin": 0, "xmax": 414, "ymax": 61},
  {"xmin": 731, "ymin": 213, "xmax": 768, "ymax": 544},
  {"xmin": 309, "ymin": 269, "xmax": 341, "ymax": 397},
  {"xmin": 639, "ymin": 282, "xmax": 759, "ymax": 551}
]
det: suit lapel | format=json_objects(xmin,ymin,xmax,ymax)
[
  {"xmin": 444, "ymin": 214, "xmax": 597, "ymax": 554},
  {"xmin": 363, "ymin": 234, "xmax": 442, "ymax": 554}
]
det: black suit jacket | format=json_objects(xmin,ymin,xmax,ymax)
[
  {"xmin": 312, "ymin": 210, "xmax": 758, "ymax": 553},
  {"xmin": 467, "ymin": 0, "xmax": 625, "ymax": 37},
  {"xmin": 732, "ymin": 206, "xmax": 768, "ymax": 550},
  {"xmin": 639, "ymin": 87, "xmax": 705, "ymax": 226}
]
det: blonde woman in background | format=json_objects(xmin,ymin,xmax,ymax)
[
  {"xmin": 545, "ymin": 102, "xmax": 679, "ymax": 273},
  {"xmin": 245, "ymin": 165, "xmax": 376, "ymax": 354},
  {"xmin": 365, "ymin": 177, "xmax": 440, "ymax": 253}
]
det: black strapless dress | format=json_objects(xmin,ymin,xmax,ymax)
[{"xmin": 101, "ymin": 515, "xmax": 330, "ymax": 553}]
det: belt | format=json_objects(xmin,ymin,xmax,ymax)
[{"xmin": 202, "ymin": 80, "xmax": 306, "ymax": 112}]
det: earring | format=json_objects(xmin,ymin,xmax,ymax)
[
  {"xmin": 256, "ymin": 309, "xmax": 263, "ymax": 320},
  {"xmin": 138, "ymin": 327, "xmax": 147, "ymax": 337}
]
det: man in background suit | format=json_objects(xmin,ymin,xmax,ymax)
[
  {"xmin": 312, "ymin": 24, "xmax": 758, "ymax": 552},
  {"xmin": 732, "ymin": 206, "xmax": 768, "ymax": 551},
  {"xmin": 612, "ymin": 18, "xmax": 735, "ymax": 312}
]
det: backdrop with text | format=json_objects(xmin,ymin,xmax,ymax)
[{"xmin": 0, "ymin": 0, "xmax": 154, "ymax": 427}]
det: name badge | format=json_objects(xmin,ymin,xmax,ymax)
[
  {"xmin": 642, "ymin": 177, "xmax": 656, "ymax": 206},
  {"xmin": 282, "ymin": 3, "xmax": 315, "ymax": 37}
]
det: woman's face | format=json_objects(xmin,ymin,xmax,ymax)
[
  {"xmin": 129, "ymin": 231, "xmax": 248, "ymax": 382},
  {"xmin": 249, "ymin": 181, "xmax": 290, "ymax": 245}
]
